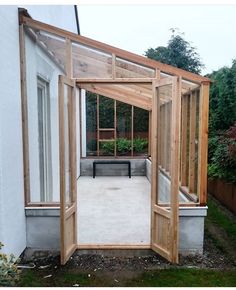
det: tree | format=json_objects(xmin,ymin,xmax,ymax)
[
  {"xmin": 145, "ymin": 29, "xmax": 204, "ymax": 74},
  {"xmin": 207, "ymin": 60, "xmax": 236, "ymax": 184}
]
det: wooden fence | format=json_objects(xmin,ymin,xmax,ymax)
[{"xmin": 208, "ymin": 178, "xmax": 236, "ymax": 215}]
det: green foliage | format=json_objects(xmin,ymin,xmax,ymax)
[
  {"xmin": 99, "ymin": 138, "xmax": 148, "ymax": 155},
  {"xmin": 0, "ymin": 242, "xmax": 20, "ymax": 286},
  {"xmin": 133, "ymin": 137, "xmax": 148, "ymax": 153},
  {"xmin": 206, "ymin": 198, "xmax": 236, "ymax": 240},
  {"xmin": 208, "ymin": 125, "xmax": 236, "ymax": 183},
  {"xmin": 208, "ymin": 59, "xmax": 236, "ymax": 184},
  {"xmin": 126, "ymin": 268, "xmax": 236, "ymax": 287},
  {"xmin": 100, "ymin": 141, "xmax": 114, "ymax": 155},
  {"xmin": 116, "ymin": 138, "xmax": 131, "ymax": 154},
  {"xmin": 145, "ymin": 29, "xmax": 204, "ymax": 74},
  {"xmin": 208, "ymin": 60, "xmax": 236, "ymax": 133}
]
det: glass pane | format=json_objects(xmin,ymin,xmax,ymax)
[
  {"xmin": 86, "ymin": 92, "xmax": 97, "ymax": 156},
  {"xmin": 179, "ymin": 85, "xmax": 200, "ymax": 203},
  {"xmin": 116, "ymin": 57, "xmax": 155, "ymax": 78},
  {"xmin": 157, "ymin": 85, "xmax": 172, "ymax": 204},
  {"xmin": 25, "ymin": 27, "xmax": 62, "ymax": 203},
  {"xmin": 72, "ymin": 42, "xmax": 112, "ymax": 78},
  {"xmin": 64, "ymin": 85, "xmax": 72, "ymax": 207},
  {"xmin": 133, "ymin": 107, "xmax": 148, "ymax": 156},
  {"xmin": 117, "ymin": 102, "xmax": 132, "ymax": 156},
  {"xmin": 26, "ymin": 27, "xmax": 67, "ymax": 71},
  {"xmin": 99, "ymin": 140, "xmax": 115, "ymax": 156},
  {"xmin": 99, "ymin": 96, "xmax": 114, "ymax": 128}
]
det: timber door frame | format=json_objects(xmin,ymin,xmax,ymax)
[
  {"xmin": 59, "ymin": 75, "xmax": 77, "ymax": 265},
  {"xmin": 151, "ymin": 76, "xmax": 181, "ymax": 264}
]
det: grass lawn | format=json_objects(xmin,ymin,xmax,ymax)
[{"xmin": 18, "ymin": 268, "xmax": 236, "ymax": 287}]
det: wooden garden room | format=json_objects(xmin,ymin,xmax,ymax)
[{"xmin": 19, "ymin": 11, "xmax": 210, "ymax": 265}]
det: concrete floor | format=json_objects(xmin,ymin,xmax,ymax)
[{"xmin": 77, "ymin": 176, "xmax": 151, "ymax": 245}]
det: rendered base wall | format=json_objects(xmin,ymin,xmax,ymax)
[{"xmin": 25, "ymin": 207, "xmax": 207, "ymax": 255}]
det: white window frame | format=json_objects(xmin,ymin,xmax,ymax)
[{"xmin": 37, "ymin": 76, "xmax": 53, "ymax": 202}]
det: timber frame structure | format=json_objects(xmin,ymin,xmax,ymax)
[{"xmin": 19, "ymin": 10, "xmax": 210, "ymax": 264}]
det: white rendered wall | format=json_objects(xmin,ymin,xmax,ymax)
[
  {"xmin": 0, "ymin": 6, "xmax": 26, "ymax": 256},
  {"xmin": 21, "ymin": 5, "xmax": 78, "ymax": 33},
  {"xmin": 0, "ymin": 5, "xmax": 79, "ymax": 257},
  {"xmin": 25, "ymin": 34, "xmax": 65, "ymax": 202}
]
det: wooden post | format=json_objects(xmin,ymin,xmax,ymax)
[
  {"xmin": 148, "ymin": 111, "xmax": 152, "ymax": 156},
  {"xmin": 188, "ymin": 90, "xmax": 197, "ymax": 193},
  {"xmin": 150, "ymin": 81, "xmax": 159, "ymax": 243},
  {"xmin": 112, "ymin": 53, "xmax": 116, "ymax": 79},
  {"xmin": 170, "ymin": 76, "xmax": 181, "ymax": 264},
  {"xmin": 131, "ymin": 106, "xmax": 134, "ymax": 156},
  {"xmin": 198, "ymin": 82, "xmax": 210, "ymax": 205},
  {"xmin": 66, "ymin": 38, "xmax": 72, "ymax": 78},
  {"xmin": 97, "ymin": 95, "xmax": 100, "ymax": 156},
  {"xmin": 79, "ymin": 88, "xmax": 82, "ymax": 159},
  {"xmin": 180, "ymin": 94, "xmax": 188, "ymax": 186},
  {"xmin": 19, "ymin": 24, "xmax": 31, "ymax": 205},
  {"xmin": 114, "ymin": 100, "xmax": 117, "ymax": 157}
]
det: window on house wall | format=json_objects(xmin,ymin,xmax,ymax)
[{"xmin": 37, "ymin": 77, "xmax": 53, "ymax": 202}]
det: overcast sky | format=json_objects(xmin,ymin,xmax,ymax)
[{"xmin": 77, "ymin": 5, "xmax": 236, "ymax": 75}]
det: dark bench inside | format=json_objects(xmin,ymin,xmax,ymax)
[{"xmin": 93, "ymin": 160, "xmax": 131, "ymax": 178}]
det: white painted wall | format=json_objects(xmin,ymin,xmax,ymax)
[
  {"xmin": 25, "ymin": 33, "xmax": 65, "ymax": 202},
  {"xmin": 0, "ymin": 5, "xmax": 79, "ymax": 257},
  {"xmin": 21, "ymin": 5, "xmax": 78, "ymax": 33},
  {"xmin": 0, "ymin": 6, "xmax": 26, "ymax": 257}
]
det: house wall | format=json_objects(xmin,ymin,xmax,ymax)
[
  {"xmin": 0, "ymin": 5, "xmax": 78, "ymax": 257},
  {"xmin": 0, "ymin": 6, "xmax": 26, "ymax": 257},
  {"xmin": 25, "ymin": 33, "xmax": 63, "ymax": 202}
]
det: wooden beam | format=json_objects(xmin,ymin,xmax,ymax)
[
  {"xmin": 198, "ymin": 82, "xmax": 210, "ymax": 205},
  {"xmin": 77, "ymin": 244, "xmax": 150, "ymax": 249},
  {"xmin": 114, "ymin": 100, "xmax": 117, "ymax": 157},
  {"xmin": 112, "ymin": 53, "xmax": 116, "ymax": 79},
  {"xmin": 169, "ymin": 76, "xmax": 181, "ymax": 264},
  {"xmin": 148, "ymin": 111, "xmax": 152, "ymax": 156},
  {"xmin": 76, "ymin": 78, "xmax": 153, "ymax": 83},
  {"xmin": 20, "ymin": 15, "xmax": 211, "ymax": 84},
  {"xmin": 19, "ymin": 24, "xmax": 31, "ymax": 205},
  {"xmin": 58, "ymin": 75, "xmax": 66, "ymax": 264},
  {"xmin": 66, "ymin": 38, "xmax": 72, "ymax": 77},
  {"xmin": 78, "ymin": 83, "xmax": 152, "ymax": 111},
  {"xmin": 180, "ymin": 94, "xmax": 189, "ymax": 186},
  {"xmin": 188, "ymin": 90, "xmax": 197, "ymax": 193},
  {"xmin": 97, "ymin": 95, "xmax": 100, "ymax": 156},
  {"xmin": 131, "ymin": 106, "xmax": 134, "ymax": 157},
  {"xmin": 150, "ymin": 80, "xmax": 159, "ymax": 245}
]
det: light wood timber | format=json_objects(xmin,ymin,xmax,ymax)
[
  {"xmin": 198, "ymin": 82, "xmax": 210, "ymax": 205},
  {"xmin": 77, "ymin": 244, "xmax": 150, "ymax": 249},
  {"xmin": 19, "ymin": 24, "xmax": 31, "ymax": 205},
  {"xmin": 20, "ymin": 15, "xmax": 211, "ymax": 84},
  {"xmin": 188, "ymin": 90, "xmax": 197, "ymax": 193},
  {"xmin": 180, "ymin": 94, "xmax": 189, "ymax": 186}
]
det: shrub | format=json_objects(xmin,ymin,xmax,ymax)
[
  {"xmin": 208, "ymin": 123, "xmax": 236, "ymax": 184},
  {"xmin": 100, "ymin": 141, "xmax": 114, "ymax": 155},
  {"xmin": 0, "ymin": 242, "xmax": 20, "ymax": 286},
  {"xmin": 133, "ymin": 137, "xmax": 148, "ymax": 153},
  {"xmin": 117, "ymin": 138, "xmax": 131, "ymax": 154}
]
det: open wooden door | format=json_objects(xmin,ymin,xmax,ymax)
[
  {"xmin": 151, "ymin": 77, "xmax": 181, "ymax": 264},
  {"xmin": 58, "ymin": 75, "xmax": 77, "ymax": 265}
]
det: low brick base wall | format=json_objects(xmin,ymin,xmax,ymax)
[{"xmin": 208, "ymin": 179, "xmax": 236, "ymax": 215}]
